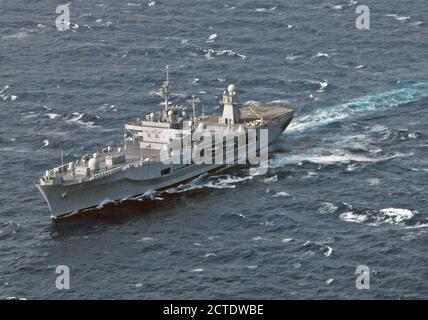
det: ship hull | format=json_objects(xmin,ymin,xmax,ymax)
[{"xmin": 37, "ymin": 112, "xmax": 293, "ymax": 219}]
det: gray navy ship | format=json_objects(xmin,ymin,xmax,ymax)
[{"xmin": 36, "ymin": 66, "xmax": 294, "ymax": 219}]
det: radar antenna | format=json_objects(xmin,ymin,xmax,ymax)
[{"xmin": 162, "ymin": 65, "xmax": 170, "ymax": 116}]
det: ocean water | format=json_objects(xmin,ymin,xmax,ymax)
[{"xmin": 1, "ymin": 0, "xmax": 428, "ymax": 299}]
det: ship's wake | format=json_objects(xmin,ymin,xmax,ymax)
[{"xmin": 288, "ymin": 82, "xmax": 428, "ymax": 134}]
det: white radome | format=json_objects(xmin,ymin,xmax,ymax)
[{"xmin": 227, "ymin": 84, "xmax": 236, "ymax": 94}]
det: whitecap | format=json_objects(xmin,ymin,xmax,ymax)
[
  {"xmin": 42, "ymin": 139, "xmax": 49, "ymax": 147},
  {"xmin": 204, "ymin": 253, "xmax": 216, "ymax": 258},
  {"xmin": 255, "ymin": 6, "xmax": 277, "ymax": 12},
  {"xmin": 46, "ymin": 113, "xmax": 60, "ymax": 119},
  {"xmin": 264, "ymin": 175, "xmax": 278, "ymax": 184},
  {"xmin": 324, "ymin": 246, "xmax": 333, "ymax": 257},
  {"xmin": 252, "ymin": 236, "xmax": 268, "ymax": 241},
  {"xmin": 312, "ymin": 52, "xmax": 329, "ymax": 59},
  {"xmin": 339, "ymin": 211, "xmax": 368, "ymax": 223},
  {"xmin": 319, "ymin": 202, "xmax": 338, "ymax": 214},
  {"xmin": 138, "ymin": 237, "xmax": 154, "ymax": 242},
  {"xmin": 206, "ymin": 33, "xmax": 218, "ymax": 43},
  {"xmin": 317, "ymin": 80, "xmax": 328, "ymax": 92},
  {"xmin": 272, "ymin": 191, "xmax": 290, "ymax": 198},
  {"xmin": 386, "ymin": 14, "xmax": 410, "ymax": 22},
  {"xmin": 0, "ymin": 85, "xmax": 9, "ymax": 94},
  {"xmin": 204, "ymin": 48, "xmax": 246, "ymax": 60},
  {"xmin": 285, "ymin": 54, "xmax": 302, "ymax": 61},
  {"xmin": 326, "ymin": 278, "xmax": 334, "ymax": 285},
  {"xmin": 367, "ymin": 178, "xmax": 380, "ymax": 186},
  {"xmin": 148, "ymin": 1, "xmax": 155, "ymax": 6},
  {"xmin": 191, "ymin": 268, "xmax": 204, "ymax": 272},
  {"xmin": 281, "ymin": 238, "xmax": 293, "ymax": 243},
  {"xmin": 379, "ymin": 208, "xmax": 414, "ymax": 223},
  {"xmin": 403, "ymin": 223, "xmax": 428, "ymax": 230}
]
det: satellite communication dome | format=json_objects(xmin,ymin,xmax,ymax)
[
  {"xmin": 227, "ymin": 84, "xmax": 236, "ymax": 94},
  {"xmin": 88, "ymin": 157, "xmax": 99, "ymax": 171}
]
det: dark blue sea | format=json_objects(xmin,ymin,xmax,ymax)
[{"xmin": 1, "ymin": 0, "xmax": 427, "ymax": 299}]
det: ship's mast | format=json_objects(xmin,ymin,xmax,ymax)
[
  {"xmin": 162, "ymin": 65, "xmax": 170, "ymax": 117},
  {"xmin": 192, "ymin": 95, "xmax": 196, "ymax": 120}
]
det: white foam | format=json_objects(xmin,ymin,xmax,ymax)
[
  {"xmin": 367, "ymin": 178, "xmax": 380, "ymax": 186},
  {"xmin": 272, "ymin": 191, "xmax": 290, "ymax": 198},
  {"xmin": 317, "ymin": 80, "xmax": 328, "ymax": 92},
  {"xmin": 269, "ymin": 150, "xmax": 400, "ymax": 167},
  {"xmin": 319, "ymin": 202, "xmax": 338, "ymax": 214},
  {"xmin": 339, "ymin": 211, "xmax": 368, "ymax": 223},
  {"xmin": 138, "ymin": 237, "xmax": 154, "ymax": 242},
  {"xmin": 206, "ymin": 33, "xmax": 218, "ymax": 42},
  {"xmin": 340, "ymin": 208, "xmax": 414, "ymax": 225},
  {"xmin": 204, "ymin": 48, "xmax": 246, "ymax": 60},
  {"xmin": 66, "ymin": 112, "xmax": 95, "ymax": 128},
  {"xmin": 264, "ymin": 175, "xmax": 278, "ymax": 183},
  {"xmin": 386, "ymin": 14, "xmax": 411, "ymax": 22},
  {"xmin": 252, "ymin": 236, "xmax": 268, "ymax": 241},
  {"xmin": 281, "ymin": 238, "xmax": 293, "ymax": 243},
  {"xmin": 285, "ymin": 54, "xmax": 302, "ymax": 61},
  {"xmin": 312, "ymin": 52, "xmax": 329, "ymax": 59},
  {"xmin": 379, "ymin": 208, "xmax": 414, "ymax": 223},
  {"xmin": 288, "ymin": 83, "xmax": 428, "ymax": 134},
  {"xmin": 324, "ymin": 246, "xmax": 333, "ymax": 257},
  {"xmin": 255, "ymin": 6, "xmax": 277, "ymax": 12},
  {"xmin": 46, "ymin": 113, "xmax": 60, "ymax": 119},
  {"xmin": 42, "ymin": 139, "xmax": 49, "ymax": 147},
  {"xmin": 204, "ymin": 253, "xmax": 216, "ymax": 258},
  {"xmin": 326, "ymin": 278, "xmax": 334, "ymax": 285},
  {"xmin": 191, "ymin": 268, "xmax": 204, "ymax": 272},
  {"xmin": 403, "ymin": 223, "xmax": 428, "ymax": 230}
]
